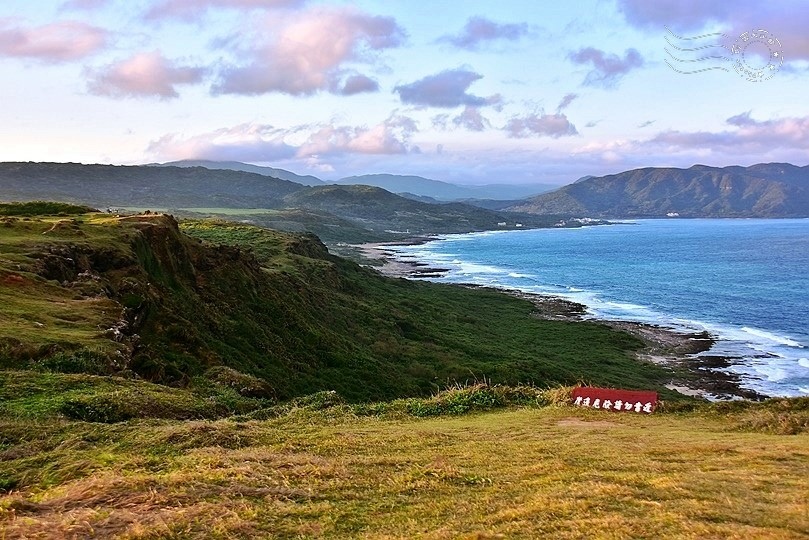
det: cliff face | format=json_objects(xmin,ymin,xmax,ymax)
[{"xmin": 508, "ymin": 163, "xmax": 809, "ymax": 217}]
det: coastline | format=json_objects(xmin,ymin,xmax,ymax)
[
  {"xmin": 354, "ymin": 240, "xmax": 769, "ymax": 401},
  {"xmin": 353, "ymin": 239, "xmax": 451, "ymax": 278}
]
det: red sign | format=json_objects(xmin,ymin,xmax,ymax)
[{"xmin": 571, "ymin": 387, "xmax": 658, "ymax": 413}]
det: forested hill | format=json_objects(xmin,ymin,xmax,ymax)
[
  {"xmin": 507, "ymin": 163, "xmax": 809, "ymax": 218},
  {"xmin": 0, "ymin": 162, "xmax": 564, "ymax": 242}
]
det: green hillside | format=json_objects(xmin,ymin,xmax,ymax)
[
  {"xmin": 0, "ymin": 162, "xmax": 566, "ymax": 243},
  {"xmin": 0, "ymin": 202, "xmax": 672, "ymax": 406},
  {"xmin": 1, "ymin": 202, "xmax": 807, "ymax": 539},
  {"xmin": 509, "ymin": 163, "xmax": 809, "ymax": 217}
]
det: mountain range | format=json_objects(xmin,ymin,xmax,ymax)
[
  {"xmin": 0, "ymin": 162, "xmax": 563, "ymax": 242},
  {"xmin": 157, "ymin": 161, "xmax": 554, "ymax": 201},
  {"xmin": 508, "ymin": 163, "xmax": 809, "ymax": 218},
  {"xmin": 334, "ymin": 173, "xmax": 555, "ymax": 201}
]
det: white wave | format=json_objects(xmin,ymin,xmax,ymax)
[
  {"xmin": 603, "ymin": 301, "xmax": 646, "ymax": 311},
  {"xmin": 799, "ymin": 358, "xmax": 809, "ymax": 369},
  {"xmin": 741, "ymin": 327, "xmax": 804, "ymax": 348},
  {"xmin": 457, "ymin": 262, "xmax": 507, "ymax": 275},
  {"xmin": 752, "ymin": 365, "xmax": 789, "ymax": 382},
  {"xmin": 508, "ymin": 272, "xmax": 535, "ymax": 278}
]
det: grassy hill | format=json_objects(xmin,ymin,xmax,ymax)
[
  {"xmin": 0, "ymin": 202, "xmax": 671, "ymax": 405},
  {"xmin": 0, "ymin": 396, "xmax": 806, "ymax": 538},
  {"xmin": 1, "ymin": 202, "xmax": 807, "ymax": 538},
  {"xmin": 509, "ymin": 163, "xmax": 809, "ymax": 218},
  {"xmin": 282, "ymin": 184, "xmax": 562, "ymax": 237},
  {"xmin": 0, "ymin": 162, "xmax": 566, "ymax": 243},
  {"xmin": 0, "ymin": 162, "xmax": 303, "ymax": 208},
  {"xmin": 153, "ymin": 159, "xmax": 325, "ymax": 186}
]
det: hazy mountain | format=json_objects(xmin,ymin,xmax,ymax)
[
  {"xmin": 154, "ymin": 160, "xmax": 325, "ymax": 186},
  {"xmin": 0, "ymin": 162, "xmax": 303, "ymax": 208},
  {"xmin": 0, "ymin": 162, "xmax": 563, "ymax": 242},
  {"xmin": 337, "ymin": 174, "xmax": 554, "ymax": 201},
  {"xmin": 280, "ymin": 184, "xmax": 563, "ymax": 236},
  {"xmin": 508, "ymin": 163, "xmax": 809, "ymax": 218}
]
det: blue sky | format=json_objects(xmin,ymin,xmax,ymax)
[{"xmin": 1, "ymin": 0, "xmax": 807, "ymax": 185}]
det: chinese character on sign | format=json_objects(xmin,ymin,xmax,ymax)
[{"xmin": 570, "ymin": 388, "xmax": 658, "ymax": 414}]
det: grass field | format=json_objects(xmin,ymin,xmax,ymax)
[
  {"xmin": 1, "ymin": 397, "xmax": 807, "ymax": 539},
  {"xmin": 2, "ymin": 203, "xmax": 807, "ymax": 538}
]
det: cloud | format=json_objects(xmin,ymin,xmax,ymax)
[
  {"xmin": 438, "ymin": 16, "xmax": 530, "ymax": 50},
  {"xmin": 616, "ymin": 0, "xmax": 809, "ymax": 61},
  {"xmin": 213, "ymin": 7, "xmax": 404, "ymax": 96},
  {"xmin": 297, "ymin": 114, "xmax": 418, "ymax": 156},
  {"xmin": 149, "ymin": 115, "xmax": 419, "ymax": 162},
  {"xmin": 0, "ymin": 19, "xmax": 108, "ymax": 62},
  {"xmin": 145, "ymin": 0, "xmax": 304, "ymax": 22},
  {"xmin": 556, "ymin": 93, "xmax": 578, "ymax": 112},
  {"xmin": 61, "ymin": 0, "xmax": 111, "ymax": 9},
  {"xmin": 638, "ymin": 120, "xmax": 656, "ymax": 128},
  {"xmin": 568, "ymin": 47, "xmax": 643, "ymax": 88},
  {"xmin": 647, "ymin": 112, "xmax": 809, "ymax": 152},
  {"xmin": 453, "ymin": 107, "xmax": 490, "ymax": 131},
  {"xmin": 394, "ymin": 68, "xmax": 500, "ymax": 108},
  {"xmin": 149, "ymin": 124, "xmax": 297, "ymax": 162},
  {"xmin": 431, "ymin": 107, "xmax": 491, "ymax": 131},
  {"xmin": 333, "ymin": 74, "xmax": 379, "ymax": 95},
  {"xmin": 505, "ymin": 112, "xmax": 578, "ymax": 138},
  {"xmin": 87, "ymin": 51, "xmax": 207, "ymax": 99}
]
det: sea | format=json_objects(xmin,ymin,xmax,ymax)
[{"xmin": 389, "ymin": 219, "xmax": 809, "ymax": 398}]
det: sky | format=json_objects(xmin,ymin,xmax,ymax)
[{"xmin": 1, "ymin": 0, "xmax": 808, "ymax": 186}]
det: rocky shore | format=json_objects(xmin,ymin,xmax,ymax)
[{"xmin": 353, "ymin": 241, "xmax": 768, "ymax": 401}]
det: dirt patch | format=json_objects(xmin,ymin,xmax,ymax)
[{"xmin": 556, "ymin": 418, "xmax": 620, "ymax": 428}]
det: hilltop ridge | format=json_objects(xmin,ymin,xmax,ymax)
[{"xmin": 508, "ymin": 163, "xmax": 809, "ymax": 217}]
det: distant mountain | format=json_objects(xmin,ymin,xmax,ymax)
[
  {"xmin": 0, "ymin": 162, "xmax": 303, "ymax": 208},
  {"xmin": 154, "ymin": 160, "xmax": 325, "ymax": 186},
  {"xmin": 508, "ymin": 163, "xmax": 809, "ymax": 218},
  {"xmin": 0, "ymin": 162, "xmax": 565, "ymax": 243},
  {"xmin": 337, "ymin": 174, "xmax": 554, "ymax": 201},
  {"xmin": 280, "ymin": 184, "xmax": 562, "ymax": 236}
]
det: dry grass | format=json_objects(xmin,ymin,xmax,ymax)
[{"xmin": 1, "ymin": 406, "xmax": 807, "ymax": 539}]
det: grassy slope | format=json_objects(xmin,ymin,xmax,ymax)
[
  {"xmin": 0, "ymin": 204, "xmax": 673, "ymax": 405},
  {"xmin": 0, "ymin": 401, "xmax": 807, "ymax": 538},
  {"xmin": 1, "ymin": 203, "xmax": 807, "ymax": 538}
]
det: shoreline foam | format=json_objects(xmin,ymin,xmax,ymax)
[{"xmin": 355, "ymin": 239, "xmax": 770, "ymax": 401}]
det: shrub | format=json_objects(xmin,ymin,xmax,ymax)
[
  {"xmin": 203, "ymin": 366, "xmax": 275, "ymax": 399},
  {"xmin": 33, "ymin": 349, "xmax": 115, "ymax": 376}
]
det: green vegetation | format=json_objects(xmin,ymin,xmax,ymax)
[
  {"xmin": 0, "ymin": 210, "xmax": 673, "ymax": 403},
  {"xmin": 1, "ymin": 206, "xmax": 807, "ymax": 538},
  {"xmin": 0, "ymin": 201, "xmax": 97, "ymax": 216},
  {"xmin": 0, "ymin": 162, "xmax": 579, "ymax": 242},
  {"xmin": 0, "ymin": 395, "xmax": 806, "ymax": 538},
  {"xmin": 509, "ymin": 162, "xmax": 809, "ymax": 217}
]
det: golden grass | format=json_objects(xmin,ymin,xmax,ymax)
[{"xmin": 1, "ymin": 406, "xmax": 807, "ymax": 539}]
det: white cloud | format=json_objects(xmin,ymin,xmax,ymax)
[
  {"xmin": 213, "ymin": 7, "xmax": 404, "ymax": 96},
  {"xmin": 0, "ymin": 19, "xmax": 107, "ymax": 63},
  {"xmin": 87, "ymin": 51, "xmax": 206, "ymax": 99}
]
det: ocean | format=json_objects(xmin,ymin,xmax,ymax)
[{"xmin": 390, "ymin": 219, "xmax": 809, "ymax": 398}]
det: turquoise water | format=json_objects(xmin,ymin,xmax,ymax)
[{"xmin": 392, "ymin": 219, "xmax": 809, "ymax": 397}]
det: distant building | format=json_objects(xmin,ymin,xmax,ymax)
[
  {"xmin": 497, "ymin": 221, "xmax": 507, "ymax": 226},
  {"xmin": 515, "ymin": 223, "xmax": 523, "ymax": 227}
]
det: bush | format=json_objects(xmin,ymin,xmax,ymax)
[
  {"xmin": 33, "ymin": 349, "xmax": 116, "ymax": 376},
  {"xmin": 404, "ymin": 383, "xmax": 548, "ymax": 417},
  {"xmin": 203, "ymin": 366, "xmax": 275, "ymax": 399},
  {"xmin": 58, "ymin": 383, "xmax": 269, "ymax": 423}
]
